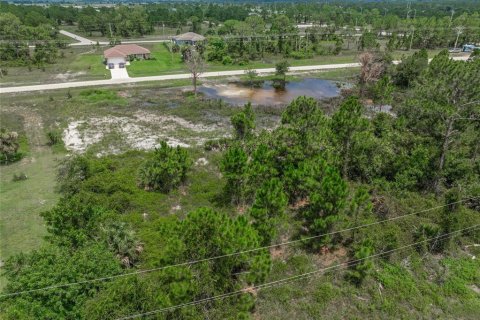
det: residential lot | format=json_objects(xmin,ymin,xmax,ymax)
[{"xmin": 0, "ymin": 47, "xmax": 111, "ymax": 87}]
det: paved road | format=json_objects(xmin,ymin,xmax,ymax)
[
  {"xmin": 0, "ymin": 63, "xmax": 361, "ymax": 94},
  {"xmin": 60, "ymin": 30, "xmax": 170, "ymax": 47},
  {"xmin": 0, "ymin": 57, "xmax": 469, "ymax": 94},
  {"xmin": 60, "ymin": 30, "xmax": 100, "ymax": 46}
]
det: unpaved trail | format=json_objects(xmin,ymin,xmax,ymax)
[
  {"xmin": 0, "ymin": 105, "xmax": 59, "ymax": 267},
  {"xmin": 16, "ymin": 106, "xmax": 47, "ymax": 151}
]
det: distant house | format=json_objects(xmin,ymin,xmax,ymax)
[
  {"xmin": 103, "ymin": 44, "xmax": 151, "ymax": 69},
  {"xmin": 462, "ymin": 44, "xmax": 480, "ymax": 52},
  {"xmin": 172, "ymin": 32, "xmax": 206, "ymax": 46}
]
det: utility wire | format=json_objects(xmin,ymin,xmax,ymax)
[
  {"xmin": 115, "ymin": 224, "xmax": 480, "ymax": 320},
  {"xmin": 0, "ymin": 197, "xmax": 476, "ymax": 299}
]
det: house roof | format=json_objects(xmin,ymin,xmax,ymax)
[
  {"xmin": 173, "ymin": 32, "xmax": 206, "ymax": 42},
  {"xmin": 104, "ymin": 44, "xmax": 151, "ymax": 58}
]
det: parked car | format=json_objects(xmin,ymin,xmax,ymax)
[
  {"xmin": 119, "ymin": 63, "xmax": 125, "ymax": 68},
  {"xmin": 108, "ymin": 63, "xmax": 115, "ymax": 69}
]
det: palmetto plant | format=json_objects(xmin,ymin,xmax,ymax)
[
  {"xmin": 100, "ymin": 221, "xmax": 143, "ymax": 268},
  {"xmin": 0, "ymin": 129, "xmax": 20, "ymax": 163}
]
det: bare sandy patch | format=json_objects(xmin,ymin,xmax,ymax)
[
  {"xmin": 55, "ymin": 71, "xmax": 86, "ymax": 81},
  {"xmin": 133, "ymin": 111, "xmax": 221, "ymax": 132},
  {"xmin": 62, "ymin": 111, "xmax": 228, "ymax": 154}
]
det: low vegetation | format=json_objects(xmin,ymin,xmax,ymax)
[
  {"xmin": 137, "ymin": 141, "xmax": 192, "ymax": 193},
  {"xmin": 0, "ymin": 129, "xmax": 24, "ymax": 164},
  {"xmin": 0, "ymin": 49, "xmax": 478, "ymax": 319}
]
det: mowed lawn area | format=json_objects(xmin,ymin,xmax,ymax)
[
  {"xmin": 127, "ymin": 44, "xmax": 187, "ymax": 76},
  {"xmin": 127, "ymin": 43, "xmax": 365, "ymax": 77},
  {"xmin": 126, "ymin": 43, "xmax": 447, "ymax": 78}
]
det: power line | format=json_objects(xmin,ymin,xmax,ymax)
[
  {"xmin": 0, "ymin": 197, "xmax": 476, "ymax": 299},
  {"xmin": 115, "ymin": 224, "xmax": 480, "ymax": 320}
]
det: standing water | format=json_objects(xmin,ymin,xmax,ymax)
[{"xmin": 198, "ymin": 78, "xmax": 341, "ymax": 106}]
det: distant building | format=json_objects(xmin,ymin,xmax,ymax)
[
  {"xmin": 462, "ymin": 44, "xmax": 480, "ymax": 52},
  {"xmin": 172, "ymin": 32, "xmax": 206, "ymax": 46},
  {"xmin": 103, "ymin": 44, "xmax": 151, "ymax": 69}
]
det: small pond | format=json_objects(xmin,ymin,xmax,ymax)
[{"xmin": 198, "ymin": 78, "xmax": 342, "ymax": 106}]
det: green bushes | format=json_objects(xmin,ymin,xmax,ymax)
[
  {"xmin": 204, "ymin": 137, "xmax": 231, "ymax": 151},
  {"xmin": 222, "ymin": 55, "xmax": 233, "ymax": 65},
  {"xmin": 46, "ymin": 130, "xmax": 62, "ymax": 146},
  {"xmin": 56, "ymin": 155, "xmax": 91, "ymax": 195},
  {"xmin": 288, "ymin": 51, "xmax": 314, "ymax": 60},
  {"xmin": 231, "ymin": 102, "xmax": 255, "ymax": 140},
  {"xmin": 12, "ymin": 172, "xmax": 28, "ymax": 181},
  {"xmin": 137, "ymin": 141, "xmax": 191, "ymax": 193},
  {"xmin": 347, "ymin": 239, "xmax": 375, "ymax": 285},
  {"xmin": 77, "ymin": 89, "xmax": 126, "ymax": 105}
]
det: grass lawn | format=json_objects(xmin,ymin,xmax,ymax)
[
  {"xmin": 68, "ymin": 53, "xmax": 111, "ymax": 78},
  {"xmin": 127, "ymin": 45, "xmax": 450, "ymax": 78},
  {"xmin": 127, "ymin": 44, "xmax": 186, "ymax": 76},
  {"xmin": 0, "ymin": 47, "xmax": 110, "ymax": 87},
  {"xmin": 0, "ymin": 106, "xmax": 64, "ymax": 291},
  {"xmin": 0, "ymin": 151, "xmax": 61, "ymax": 291},
  {"xmin": 0, "ymin": 150, "xmax": 60, "ymax": 259}
]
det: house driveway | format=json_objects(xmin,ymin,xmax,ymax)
[{"xmin": 110, "ymin": 67, "xmax": 130, "ymax": 80}]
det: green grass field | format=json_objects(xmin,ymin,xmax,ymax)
[
  {"xmin": 0, "ymin": 47, "xmax": 111, "ymax": 87},
  {"xmin": 0, "ymin": 150, "xmax": 60, "ymax": 258},
  {"xmin": 126, "ymin": 45, "xmax": 447, "ymax": 78},
  {"xmin": 127, "ymin": 44, "xmax": 186, "ymax": 76},
  {"xmin": 127, "ymin": 44, "xmax": 367, "ymax": 77},
  {"xmin": 0, "ymin": 137, "xmax": 62, "ymax": 290}
]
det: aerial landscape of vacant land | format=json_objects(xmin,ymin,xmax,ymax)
[{"xmin": 0, "ymin": 0, "xmax": 479, "ymax": 319}]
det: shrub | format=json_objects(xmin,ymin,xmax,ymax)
[
  {"xmin": 288, "ymin": 51, "xmax": 313, "ymax": 59},
  {"xmin": 231, "ymin": 102, "xmax": 255, "ymax": 140},
  {"xmin": 12, "ymin": 173, "xmax": 28, "ymax": 182},
  {"xmin": 204, "ymin": 138, "xmax": 231, "ymax": 151},
  {"xmin": 56, "ymin": 155, "xmax": 91, "ymax": 195},
  {"xmin": 137, "ymin": 141, "xmax": 191, "ymax": 193},
  {"xmin": 236, "ymin": 57, "xmax": 250, "ymax": 66},
  {"xmin": 0, "ymin": 129, "xmax": 23, "ymax": 164},
  {"xmin": 414, "ymin": 223, "xmax": 441, "ymax": 253},
  {"xmin": 222, "ymin": 55, "xmax": 233, "ymax": 65},
  {"xmin": 347, "ymin": 239, "xmax": 375, "ymax": 286},
  {"xmin": 47, "ymin": 130, "xmax": 62, "ymax": 146}
]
